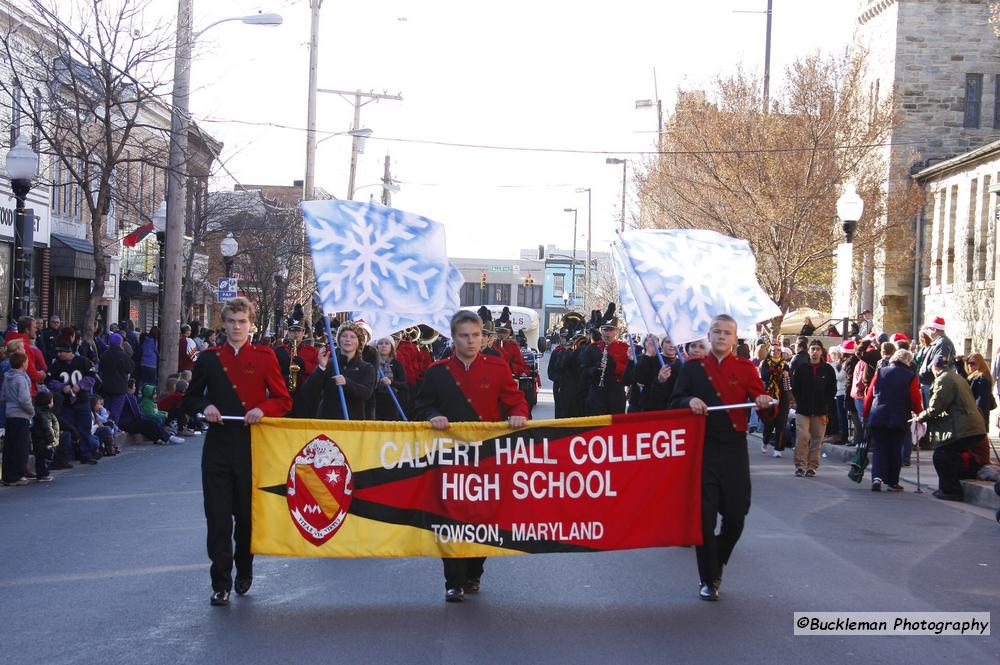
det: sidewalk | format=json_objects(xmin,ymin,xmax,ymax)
[{"xmin": 753, "ymin": 431, "xmax": 1000, "ymax": 512}]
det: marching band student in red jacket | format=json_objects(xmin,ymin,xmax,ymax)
[{"xmin": 414, "ymin": 310, "xmax": 528, "ymax": 604}]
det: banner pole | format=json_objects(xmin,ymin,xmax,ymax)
[
  {"xmin": 312, "ymin": 293, "xmax": 350, "ymax": 420},
  {"xmin": 197, "ymin": 414, "xmax": 247, "ymax": 423},
  {"xmin": 379, "ymin": 366, "xmax": 408, "ymax": 421}
]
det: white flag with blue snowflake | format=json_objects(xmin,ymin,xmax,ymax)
[
  {"xmin": 611, "ymin": 243, "xmax": 657, "ymax": 338},
  {"xmin": 618, "ymin": 229, "xmax": 780, "ymax": 345},
  {"xmin": 302, "ymin": 200, "xmax": 461, "ymax": 340}
]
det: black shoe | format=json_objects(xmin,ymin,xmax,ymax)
[
  {"xmin": 210, "ymin": 591, "xmax": 230, "ymax": 606},
  {"xmin": 235, "ymin": 577, "xmax": 252, "ymax": 595},
  {"xmin": 699, "ymin": 583, "xmax": 719, "ymax": 601},
  {"xmin": 445, "ymin": 587, "xmax": 464, "ymax": 603},
  {"xmin": 887, "ymin": 484, "xmax": 904, "ymax": 492},
  {"xmin": 804, "ymin": 469, "xmax": 816, "ymax": 478},
  {"xmin": 932, "ymin": 489, "xmax": 963, "ymax": 502},
  {"xmin": 794, "ymin": 468, "xmax": 805, "ymax": 477},
  {"xmin": 871, "ymin": 478, "xmax": 882, "ymax": 491},
  {"xmin": 464, "ymin": 578, "xmax": 480, "ymax": 594}
]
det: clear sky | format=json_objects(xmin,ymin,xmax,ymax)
[{"xmin": 153, "ymin": 0, "xmax": 859, "ymax": 258}]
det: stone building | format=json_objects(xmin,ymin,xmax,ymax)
[
  {"xmin": 854, "ymin": 0, "xmax": 1000, "ymax": 335},
  {"xmin": 912, "ymin": 142, "xmax": 999, "ymax": 358}
]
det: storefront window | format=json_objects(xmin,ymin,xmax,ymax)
[{"xmin": 0, "ymin": 242, "xmax": 11, "ymax": 324}]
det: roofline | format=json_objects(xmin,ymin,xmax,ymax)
[{"xmin": 912, "ymin": 138, "xmax": 1000, "ymax": 181}]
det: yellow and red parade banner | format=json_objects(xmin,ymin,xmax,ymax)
[{"xmin": 251, "ymin": 410, "xmax": 705, "ymax": 558}]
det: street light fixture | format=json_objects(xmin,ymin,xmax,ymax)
[
  {"xmin": 161, "ymin": 6, "xmax": 282, "ymax": 394},
  {"xmin": 575, "ymin": 187, "xmax": 592, "ymax": 302},
  {"xmin": 834, "ymin": 182, "xmax": 864, "ymax": 339},
  {"xmin": 220, "ymin": 233, "xmax": 239, "ymax": 278},
  {"xmin": 605, "ymin": 157, "xmax": 628, "ymax": 232},
  {"xmin": 563, "ymin": 207, "xmax": 578, "ymax": 301},
  {"xmin": 5, "ymin": 135, "xmax": 39, "ymax": 322}
]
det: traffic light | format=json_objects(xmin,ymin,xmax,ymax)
[
  {"xmin": 480, "ymin": 271, "xmax": 487, "ymax": 289},
  {"xmin": 524, "ymin": 272, "xmax": 533, "ymax": 289}
]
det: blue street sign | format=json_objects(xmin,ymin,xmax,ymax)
[{"xmin": 217, "ymin": 277, "xmax": 238, "ymax": 302}]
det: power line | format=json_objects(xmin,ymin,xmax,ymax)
[{"xmin": 196, "ymin": 115, "xmax": 982, "ymax": 157}]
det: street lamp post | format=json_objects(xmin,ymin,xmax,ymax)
[
  {"xmin": 273, "ymin": 265, "xmax": 289, "ymax": 336},
  {"xmin": 605, "ymin": 158, "xmax": 627, "ymax": 232},
  {"xmin": 152, "ymin": 201, "xmax": 167, "ymax": 324},
  {"xmin": 220, "ymin": 233, "xmax": 238, "ymax": 278},
  {"xmin": 835, "ymin": 182, "xmax": 864, "ymax": 339},
  {"xmin": 575, "ymin": 187, "xmax": 592, "ymax": 304},
  {"xmin": 160, "ymin": 4, "xmax": 282, "ymax": 394},
  {"xmin": 563, "ymin": 207, "xmax": 578, "ymax": 301},
  {"xmin": 5, "ymin": 135, "xmax": 39, "ymax": 323}
]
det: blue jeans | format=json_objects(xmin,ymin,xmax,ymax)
[
  {"xmin": 748, "ymin": 408, "xmax": 762, "ymax": 432},
  {"xmin": 65, "ymin": 404, "xmax": 97, "ymax": 461},
  {"xmin": 853, "ymin": 398, "xmax": 868, "ymax": 445},
  {"xmin": 835, "ymin": 395, "xmax": 848, "ymax": 442}
]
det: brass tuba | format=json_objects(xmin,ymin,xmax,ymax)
[{"xmin": 417, "ymin": 324, "xmax": 439, "ymax": 349}]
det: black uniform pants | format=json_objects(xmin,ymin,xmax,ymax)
[
  {"xmin": 202, "ymin": 426, "xmax": 253, "ymax": 592},
  {"xmin": 442, "ymin": 557, "xmax": 486, "ymax": 591},
  {"xmin": 696, "ymin": 437, "xmax": 751, "ymax": 586}
]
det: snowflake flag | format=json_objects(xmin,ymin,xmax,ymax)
[
  {"xmin": 611, "ymin": 242, "xmax": 657, "ymax": 338},
  {"xmin": 302, "ymin": 200, "xmax": 461, "ymax": 341},
  {"xmin": 618, "ymin": 229, "xmax": 780, "ymax": 345}
]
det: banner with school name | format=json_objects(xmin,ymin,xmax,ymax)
[{"xmin": 250, "ymin": 410, "xmax": 705, "ymax": 558}]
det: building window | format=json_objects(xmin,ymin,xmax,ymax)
[
  {"xmin": 994, "ymin": 76, "xmax": 1000, "ymax": 129},
  {"xmin": 553, "ymin": 273, "xmax": 565, "ymax": 295},
  {"xmin": 460, "ymin": 282, "xmax": 484, "ymax": 306},
  {"xmin": 964, "ymin": 73, "xmax": 983, "ymax": 128},
  {"xmin": 517, "ymin": 285, "xmax": 543, "ymax": 309}
]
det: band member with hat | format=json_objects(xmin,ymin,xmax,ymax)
[
  {"xmin": 493, "ymin": 307, "xmax": 530, "ymax": 376},
  {"xmin": 395, "ymin": 329, "xmax": 424, "ymax": 388},
  {"xmin": 414, "ymin": 309, "xmax": 529, "ymax": 603},
  {"xmin": 274, "ymin": 305, "xmax": 319, "ymax": 416},
  {"xmin": 578, "ymin": 304, "xmax": 632, "ymax": 416},
  {"xmin": 477, "ymin": 307, "xmax": 503, "ymax": 359},
  {"xmin": 670, "ymin": 313, "xmax": 774, "ymax": 602},
  {"xmin": 182, "ymin": 297, "xmax": 292, "ymax": 606}
]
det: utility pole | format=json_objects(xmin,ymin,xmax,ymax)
[
  {"xmin": 301, "ymin": 0, "xmax": 321, "ymax": 324},
  {"xmin": 317, "ymin": 88, "xmax": 402, "ymax": 199},
  {"xmin": 381, "ymin": 153, "xmax": 392, "ymax": 206},
  {"xmin": 160, "ymin": 0, "xmax": 193, "ymax": 396},
  {"xmin": 733, "ymin": 1, "xmax": 773, "ymax": 114},
  {"xmin": 763, "ymin": 0, "xmax": 773, "ymax": 114},
  {"xmin": 303, "ymin": 0, "xmax": 322, "ymax": 201}
]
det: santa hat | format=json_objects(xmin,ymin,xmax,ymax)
[
  {"xmin": 925, "ymin": 316, "xmax": 946, "ymax": 331},
  {"xmin": 866, "ymin": 332, "xmax": 877, "ymax": 341},
  {"xmin": 890, "ymin": 333, "xmax": 909, "ymax": 343},
  {"xmin": 840, "ymin": 339, "xmax": 857, "ymax": 352}
]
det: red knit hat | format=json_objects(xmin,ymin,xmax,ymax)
[{"xmin": 890, "ymin": 333, "xmax": 909, "ymax": 343}]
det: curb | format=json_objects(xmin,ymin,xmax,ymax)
[{"xmin": 819, "ymin": 440, "xmax": 999, "ymax": 512}]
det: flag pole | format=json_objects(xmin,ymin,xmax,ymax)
[
  {"xmin": 379, "ymin": 366, "xmax": 408, "ymax": 421},
  {"xmin": 705, "ymin": 400, "xmax": 777, "ymax": 412},
  {"xmin": 312, "ymin": 293, "xmax": 350, "ymax": 420}
]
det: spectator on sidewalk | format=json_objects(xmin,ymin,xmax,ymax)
[
  {"xmin": 46, "ymin": 342, "xmax": 100, "ymax": 465},
  {"xmin": 829, "ymin": 347, "xmax": 849, "ymax": 444},
  {"xmin": 759, "ymin": 343, "xmax": 791, "ymax": 458},
  {"xmin": 138, "ymin": 326, "xmax": 159, "ymax": 391},
  {"xmin": 964, "ymin": 353, "xmax": 995, "ymax": 470},
  {"xmin": 917, "ymin": 317, "xmax": 956, "ymax": 390},
  {"xmin": 31, "ymin": 391, "xmax": 72, "ymax": 473},
  {"xmin": 118, "ymin": 379, "xmax": 183, "ymax": 445},
  {"xmin": 863, "ymin": 349, "xmax": 922, "ymax": 492},
  {"xmin": 1, "ymin": 351, "xmax": 36, "ymax": 485},
  {"xmin": 39, "ymin": 314, "xmax": 62, "ymax": 365},
  {"xmin": 791, "ymin": 339, "xmax": 836, "ymax": 477},
  {"xmin": 914, "ymin": 356, "xmax": 987, "ymax": 501},
  {"xmin": 857, "ymin": 309, "xmax": 873, "ymax": 338},
  {"xmin": 99, "ymin": 333, "xmax": 133, "ymax": 423},
  {"xmin": 841, "ymin": 340, "xmax": 863, "ymax": 446}
]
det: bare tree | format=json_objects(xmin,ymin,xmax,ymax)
[
  {"xmin": 0, "ymin": 0, "xmax": 175, "ymax": 335},
  {"xmin": 205, "ymin": 189, "xmax": 314, "ymax": 337},
  {"xmin": 636, "ymin": 50, "xmax": 924, "ymax": 327}
]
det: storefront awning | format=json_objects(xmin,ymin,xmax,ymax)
[
  {"xmin": 121, "ymin": 279, "xmax": 160, "ymax": 297},
  {"xmin": 49, "ymin": 233, "xmax": 95, "ymax": 280}
]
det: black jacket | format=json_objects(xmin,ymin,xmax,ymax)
[
  {"xmin": 634, "ymin": 354, "xmax": 681, "ymax": 412},
  {"xmin": 791, "ymin": 361, "xmax": 836, "ymax": 416},
  {"xmin": 98, "ymin": 346, "xmax": 134, "ymax": 394},
  {"xmin": 300, "ymin": 354, "xmax": 376, "ymax": 421},
  {"xmin": 374, "ymin": 358, "xmax": 409, "ymax": 421}
]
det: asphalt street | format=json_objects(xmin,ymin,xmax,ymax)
[{"xmin": 1, "ymin": 355, "xmax": 998, "ymax": 664}]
